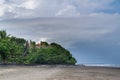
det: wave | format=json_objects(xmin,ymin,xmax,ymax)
[{"xmin": 83, "ymin": 64, "xmax": 120, "ymax": 68}]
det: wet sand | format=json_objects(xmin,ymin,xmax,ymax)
[{"xmin": 0, "ymin": 65, "xmax": 120, "ymax": 80}]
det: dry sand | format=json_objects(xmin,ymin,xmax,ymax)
[{"xmin": 0, "ymin": 65, "xmax": 120, "ymax": 80}]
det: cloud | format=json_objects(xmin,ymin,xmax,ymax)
[
  {"xmin": 1, "ymin": 13, "xmax": 120, "ymax": 64},
  {"xmin": 0, "ymin": 5, "xmax": 5, "ymax": 17},
  {"xmin": 55, "ymin": 5, "xmax": 80, "ymax": 17},
  {"xmin": 0, "ymin": 0, "xmax": 118, "ymax": 19},
  {"xmin": 19, "ymin": 0, "xmax": 38, "ymax": 9},
  {"xmin": 0, "ymin": 0, "xmax": 38, "ymax": 19},
  {"xmin": 0, "ymin": 0, "xmax": 6, "ymax": 16},
  {"xmin": 1, "ymin": 14, "xmax": 120, "ymax": 47}
]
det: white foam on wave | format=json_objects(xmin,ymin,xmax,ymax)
[{"xmin": 83, "ymin": 64, "xmax": 120, "ymax": 68}]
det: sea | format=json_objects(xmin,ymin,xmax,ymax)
[{"xmin": 82, "ymin": 64, "xmax": 120, "ymax": 68}]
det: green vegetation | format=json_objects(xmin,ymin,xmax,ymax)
[{"xmin": 0, "ymin": 30, "xmax": 77, "ymax": 65}]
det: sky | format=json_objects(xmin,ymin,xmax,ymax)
[{"xmin": 0, "ymin": 0, "xmax": 120, "ymax": 64}]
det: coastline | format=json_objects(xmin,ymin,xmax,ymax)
[{"xmin": 0, "ymin": 64, "xmax": 120, "ymax": 69}]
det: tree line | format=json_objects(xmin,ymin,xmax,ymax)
[{"xmin": 0, "ymin": 30, "xmax": 77, "ymax": 65}]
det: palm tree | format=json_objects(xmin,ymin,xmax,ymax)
[
  {"xmin": 0, "ymin": 30, "xmax": 7, "ymax": 39},
  {"xmin": 0, "ymin": 30, "xmax": 10, "ymax": 63}
]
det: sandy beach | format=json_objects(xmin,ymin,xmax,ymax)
[{"xmin": 0, "ymin": 65, "xmax": 120, "ymax": 80}]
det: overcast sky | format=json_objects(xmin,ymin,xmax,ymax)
[{"xmin": 0, "ymin": 0, "xmax": 120, "ymax": 64}]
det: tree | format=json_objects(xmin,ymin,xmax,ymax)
[
  {"xmin": 0, "ymin": 30, "xmax": 77, "ymax": 65},
  {"xmin": 10, "ymin": 36, "xmax": 26, "ymax": 45},
  {"xmin": 0, "ymin": 30, "xmax": 25, "ymax": 63},
  {"xmin": 40, "ymin": 41, "xmax": 49, "ymax": 47},
  {"xmin": 0, "ymin": 30, "xmax": 7, "ymax": 39},
  {"xmin": 25, "ymin": 43, "xmax": 77, "ymax": 65},
  {"xmin": 30, "ymin": 40, "xmax": 36, "ymax": 48},
  {"xmin": 0, "ymin": 30, "xmax": 10, "ymax": 62}
]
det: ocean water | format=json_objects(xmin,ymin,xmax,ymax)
[{"xmin": 83, "ymin": 64, "xmax": 120, "ymax": 68}]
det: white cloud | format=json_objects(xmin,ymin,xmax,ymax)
[
  {"xmin": 39, "ymin": 37, "xmax": 49, "ymax": 42},
  {"xmin": 0, "ymin": 6, "xmax": 5, "ymax": 16},
  {"xmin": 20, "ymin": 0, "xmax": 38, "ymax": 9},
  {"xmin": 55, "ymin": 5, "xmax": 80, "ymax": 17},
  {"xmin": 0, "ymin": 0, "xmax": 6, "ymax": 16},
  {"xmin": 0, "ymin": 0, "xmax": 37, "ymax": 18},
  {"xmin": 0, "ymin": 0, "xmax": 116, "ymax": 19}
]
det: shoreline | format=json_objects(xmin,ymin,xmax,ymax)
[{"xmin": 0, "ymin": 64, "xmax": 120, "ymax": 69}]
